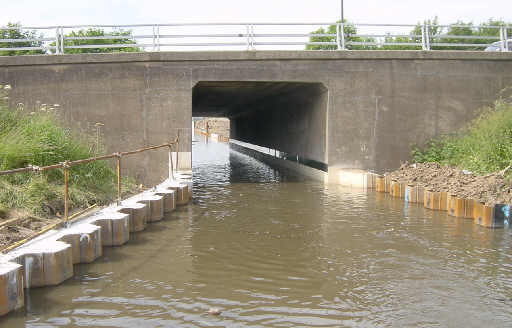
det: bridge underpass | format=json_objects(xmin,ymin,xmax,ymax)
[{"xmin": 192, "ymin": 81, "xmax": 328, "ymax": 173}]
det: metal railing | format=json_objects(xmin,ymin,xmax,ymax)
[
  {"xmin": 0, "ymin": 22, "xmax": 510, "ymax": 53},
  {"xmin": 0, "ymin": 139, "xmax": 179, "ymax": 224}
]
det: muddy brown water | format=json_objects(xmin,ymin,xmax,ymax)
[{"xmin": 2, "ymin": 136, "xmax": 512, "ymax": 327}]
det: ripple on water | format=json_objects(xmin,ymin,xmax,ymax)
[{"xmin": 3, "ymin": 137, "xmax": 511, "ymax": 327}]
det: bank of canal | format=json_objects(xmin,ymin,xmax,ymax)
[{"xmin": 2, "ymin": 136, "xmax": 512, "ymax": 327}]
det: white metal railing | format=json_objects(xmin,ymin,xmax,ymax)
[{"xmin": 0, "ymin": 22, "xmax": 510, "ymax": 54}]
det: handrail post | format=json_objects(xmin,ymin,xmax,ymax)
[
  {"xmin": 501, "ymin": 26, "xmax": 508, "ymax": 52},
  {"xmin": 152, "ymin": 25, "xmax": 156, "ymax": 51},
  {"xmin": 116, "ymin": 153, "xmax": 121, "ymax": 205},
  {"xmin": 421, "ymin": 24, "xmax": 427, "ymax": 50},
  {"xmin": 250, "ymin": 25, "xmax": 255, "ymax": 50},
  {"xmin": 60, "ymin": 27, "xmax": 64, "ymax": 54},
  {"xmin": 336, "ymin": 23, "xmax": 341, "ymax": 50},
  {"xmin": 245, "ymin": 25, "xmax": 250, "ymax": 50},
  {"xmin": 340, "ymin": 23, "xmax": 346, "ymax": 50},
  {"xmin": 63, "ymin": 161, "xmax": 69, "ymax": 224},
  {"xmin": 425, "ymin": 24, "xmax": 431, "ymax": 50},
  {"xmin": 55, "ymin": 27, "xmax": 60, "ymax": 55},
  {"xmin": 157, "ymin": 25, "xmax": 161, "ymax": 52}
]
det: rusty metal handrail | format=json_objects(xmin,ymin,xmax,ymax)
[{"xmin": 0, "ymin": 139, "xmax": 179, "ymax": 224}]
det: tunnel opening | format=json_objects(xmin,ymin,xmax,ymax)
[{"xmin": 192, "ymin": 81, "xmax": 328, "ymax": 176}]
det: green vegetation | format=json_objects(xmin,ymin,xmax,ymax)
[
  {"xmin": 306, "ymin": 20, "xmax": 376, "ymax": 50},
  {"xmin": 0, "ymin": 23, "xmax": 44, "ymax": 56},
  {"xmin": 307, "ymin": 17, "xmax": 512, "ymax": 50},
  {"xmin": 0, "ymin": 85, "xmax": 136, "ymax": 218},
  {"xmin": 411, "ymin": 91, "xmax": 512, "ymax": 175},
  {"xmin": 50, "ymin": 28, "xmax": 140, "ymax": 54},
  {"xmin": 0, "ymin": 23, "xmax": 140, "ymax": 55}
]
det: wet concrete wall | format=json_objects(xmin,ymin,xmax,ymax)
[{"xmin": 1, "ymin": 51, "xmax": 511, "ymax": 184}]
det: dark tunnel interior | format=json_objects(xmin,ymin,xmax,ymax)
[{"xmin": 192, "ymin": 81, "xmax": 328, "ymax": 170}]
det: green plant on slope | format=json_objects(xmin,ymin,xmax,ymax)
[
  {"xmin": 0, "ymin": 84, "xmax": 136, "ymax": 217},
  {"xmin": 411, "ymin": 90, "xmax": 512, "ymax": 175}
]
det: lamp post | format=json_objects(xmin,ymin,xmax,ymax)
[{"xmin": 341, "ymin": 0, "xmax": 344, "ymax": 23}]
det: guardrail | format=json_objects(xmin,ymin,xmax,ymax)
[
  {"xmin": 0, "ymin": 22, "xmax": 510, "ymax": 53},
  {"xmin": 0, "ymin": 139, "xmax": 179, "ymax": 224}
]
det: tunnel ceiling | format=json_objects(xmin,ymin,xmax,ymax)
[{"xmin": 192, "ymin": 81, "xmax": 326, "ymax": 118}]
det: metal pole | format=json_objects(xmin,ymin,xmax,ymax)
[
  {"xmin": 340, "ymin": 23, "xmax": 346, "ymax": 50},
  {"xmin": 55, "ymin": 28, "xmax": 60, "ymax": 55},
  {"xmin": 64, "ymin": 163, "xmax": 69, "ymax": 223},
  {"xmin": 425, "ymin": 24, "xmax": 430, "ymax": 50},
  {"xmin": 168, "ymin": 143, "xmax": 174, "ymax": 181},
  {"xmin": 341, "ymin": 0, "xmax": 344, "ymax": 23},
  {"xmin": 176, "ymin": 130, "xmax": 180, "ymax": 173},
  {"xmin": 60, "ymin": 27, "xmax": 64, "ymax": 54},
  {"xmin": 156, "ymin": 25, "xmax": 161, "ymax": 51},
  {"xmin": 116, "ymin": 154, "xmax": 121, "ymax": 205}
]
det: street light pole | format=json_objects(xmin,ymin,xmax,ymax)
[{"xmin": 341, "ymin": 0, "xmax": 344, "ymax": 23}]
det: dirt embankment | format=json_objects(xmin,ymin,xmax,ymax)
[
  {"xmin": 387, "ymin": 162, "xmax": 512, "ymax": 205},
  {"xmin": 0, "ymin": 213, "xmax": 57, "ymax": 249}
]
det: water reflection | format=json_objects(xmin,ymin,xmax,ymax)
[{"xmin": 2, "ymin": 136, "xmax": 512, "ymax": 327}]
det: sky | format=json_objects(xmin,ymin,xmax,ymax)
[
  {"xmin": 1, "ymin": 0, "xmax": 510, "ymax": 51},
  {"xmin": 1, "ymin": 0, "xmax": 511, "ymax": 27}
]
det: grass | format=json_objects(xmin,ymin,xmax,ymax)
[
  {"xmin": 411, "ymin": 90, "xmax": 512, "ymax": 175},
  {"xmin": 0, "ymin": 84, "xmax": 136, "ymax": 218}
]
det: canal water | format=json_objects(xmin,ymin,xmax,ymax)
[{"xmin": 2, "ymin": 136, "xmax": 512, "ymax": 327}]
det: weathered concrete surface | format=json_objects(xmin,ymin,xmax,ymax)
[{"xmin": 1, "ymin": 51, "xmax": 512, "ymax": 183}]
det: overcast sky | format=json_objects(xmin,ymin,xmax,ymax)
[{"xmin": 1, "ymin": 0, "xmax": 511, "ymax": 27}]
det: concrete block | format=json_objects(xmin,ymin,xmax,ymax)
[
  {"xmin": 14, "ymin": 241, "xmax": 73, "ymax": 288},
  {"xmin": 155, "ymin": 189, "xmax": 177, "ymax": 213},
  {"xmin": 375, "ymin": 176, "xmax": 385, "ymax": 192},
  {"xmin": 449, "ymin": 196, "xmax": 465, "ymax": 217},
  {"xmin": 390, "ymin": 180, "xmax": 400, "ymax": 198},
  {"xmin": 440, "ymin": 192, "xmax": 448, "ymax": 211},
  {"xmin": 167, "ymin": 182, "xmax": 189, "ymax": 205},
  {"xmin": 337, "ymin": 170, "xmax": 367, "ymax": 188},
  {"xmin": 0, "ymin": 262, "xmax": 24, "ymax": 316},
  {"xmin": 92, "ymin": 212, "xmax": 130, "ymax": 246},
  {"xmin": 57, "ymin": 223, "xmax": 102, "ymax": 264},
  {"xmin": 365, "ymin": 173, "xmax": 376, "ymax": 189},
  {"xmin": 416, "ymin": 186, "xmax": 424, "ymax": 204},
  {"xmin": 464, "ymin": 199, "xmax": 474, "ymax": 219},
  {"xmin": 399, "ymin": 183, "xmax": 406, "ymax": 198},
  {"xmin": 405, "ymin": 185, "xmax": 417, "ymax": 203},
  {"xmin": 119, "ymin": 202, "xmax": 148, "ymax": 232},
  {"xmin": 137, "ymin": 194, "xmax": 164, "ymax": 222},
  {"xmin": 478, "ymin": 204, "xmax": 509, "ymax": 228},
  {"xmin": 384, "ymin": 175, "xmax": 391, "ymax": 193},
  {"xmin": 42, "ymin": 243, "xmax": 74, "ymax": 286},
  {"xmin": 473, "ymin": 200, "xmax": 484, "ymax": 222}
]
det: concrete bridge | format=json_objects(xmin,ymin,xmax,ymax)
[{"xmin": 1, "ymin": 51, "xmax": 512, "ymax": 184}]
